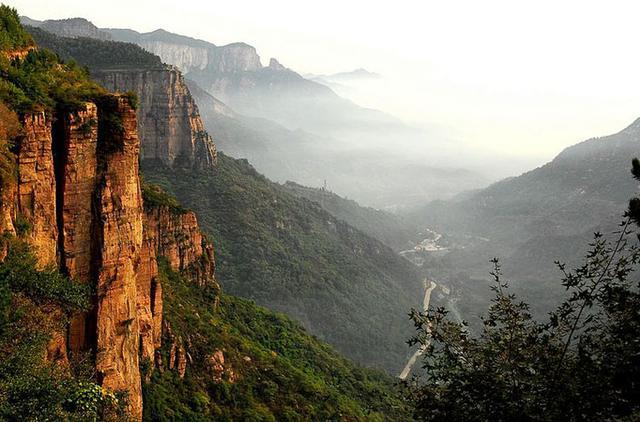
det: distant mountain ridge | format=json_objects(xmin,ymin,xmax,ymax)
[
  {"xmin": 20, "ymin": 16, "xmax": 112, "ymax": 40},
  {"xmin": 22, "ymin": 15, "xmax": 489, "ymax": 209},
  {"xmin": 107, "ymin": 27, "xmax": 264, "ymax": 74}
]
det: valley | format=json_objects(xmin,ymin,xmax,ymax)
[{"xmin": 3, "ymin": 3, "xmax": 640, "ymax": 421}]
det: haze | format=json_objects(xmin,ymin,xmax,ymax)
[{"xmin": 11, "ymin": 0, "xmax": 640, "ymax": 175}]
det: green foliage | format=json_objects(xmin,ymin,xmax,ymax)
[
  {"xmin": 0, "ymin": 47, "xmax": 105, "ymax": 112},
  {"xmin": 64, "ymin": 381, "xmax": 127, "ymax": 421},
  {"xmin": 143, "ymin": 259, "xmax": 409, "ymax": 421},
  {"xmin": 406, "ymin": 160, "xmax": 640, "ymax": 421},
  {"xmin": 0, "ymin": 5, "xmax": 33, "ymax": 51},
  {"xmin": 0, "ymin": 101, "xmax": 18, "ymax": 195},
  {"xmin": 0, "ymin": 237, "xmax": 91, "ymax": 310},
  {"xmin": 141, "ymin": 183, "xmax": 188, "ymax": 214},
  {"xmin": 27, "ymin": 26, "xmax": 164, "ymax": 71},
  {"xmin": 0, "ymin": 238, "xmax": 123, "ymax": 421},
  {"xmin": 141, "ymin": 154, "xmax": 423, "ymax": 373},
  {"xmin": 95, "ymin": 94, "xmax": 126, "ymax": 153},
  {"xmin": 124, "ymin": 90, "xmax": 138, "ymax": 110},
  {"xmin": 77, "ymin": 117, "xmax": 97, "ymax": 136},
  {"xmin": 13, "ymin": 213, "xmax": 30, "ymax": 236},
  {"xmin": 0, "ymin": 13, "xmax": 108, "ymax": 113}
]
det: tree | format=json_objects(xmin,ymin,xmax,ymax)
[{"xmin": 406, "ymin": 159, "xmax": 640, "ymax": 421}]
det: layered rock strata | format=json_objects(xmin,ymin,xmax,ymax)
[{"xmin": 94, "ymin": 67, "xmax": 217, "ymax": 170}]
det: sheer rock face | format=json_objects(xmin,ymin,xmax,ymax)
[
  {"xmin": 136, "ymin": 237, "xmax": 159, "ymax": 362},
  {"xmin": 16, "ymin": 112, "xmax": 58, "ymax": 267},
  {"xmin": 94, "ymin": 67, "xmax": 217, "ymax": 170},
  {"xmin": 136, "ymin": 39, "xmax": 262, "ymax": 74},
  {"xmin": 0, "ymin": 182, "xmax": 16, "ymax": 239},
  {"xmin": 93, "ymin": 97, "xmax": 144, "ymax": 421},
  {"xmin": 143, "ymin": 206, "xmax": 216, "ymax": 287},
  {"xmin": 57, "ymin": 104, "xmax": 98, "ymax": 354},
  {"xmin": 4, "ymin": 98, "xmax": 144, "ymax": 420}
]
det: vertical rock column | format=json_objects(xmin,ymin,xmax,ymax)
[
  {"xmin": 56, "ymin": 103, "xmax": 99, "ymax": 354},
  {"xmin": 136, "ymin": 235, "xmax": 159, "ymax": 363},
  {"xmin": 16, "ymin": 112, "xmax": 57, "ymax": 267},
  {"xmin": 94, "ymin": 96, "xmax": 144, "ymax": 421}
]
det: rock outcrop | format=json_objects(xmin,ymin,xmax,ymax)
[
  {"xmin": 93, "ymin": 67, "xmax": 217, "ymax": 170},
  {"xmin": 93, "ymin": 97, "xmax": 144, "ymax": 419},
  {"xmin": 0, "ymin": 94, "xmax": 218, "ymax": 420},
  {"xmin": 143, "ymin": 204, "xmax": 216, "ymax": 287},
  {"xmin": 1, "ymin": 98, "xmax": 144, "ymax": 418},
  {"xmin": 106, "ymin": 28, "xmax": 262, "ymax": 75}
]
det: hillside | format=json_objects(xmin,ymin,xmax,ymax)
[
  {"xmin": 407, "ymin": 118, "xmax": 640, "ymax": 320},
  {"xmin": 411, "ymin": 118, "xmax": 640, "ymax": 247},
  {"xmin": 142, "ymin": 154, "xmax": 423, "ymax": 373},
  {"xmin": 146, "ymin": 260, "xmax": 409, "ymax": 421},
  {"xmin": 283, "ymin": 180, "xmax": 419, "ymax": 251},
  {"xmin": 27, "ymin": 26, "xmax": 163, "ymax": 70}
]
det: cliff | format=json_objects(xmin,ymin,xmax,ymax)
[
  {"xmin": 26, "ymin": 27, "xmax": 217, "ymax": 171},
  {"xmin": 93, "ymin": 67, "xmax": 217, "ymax": 170},
  {"xmin": 106, "ymin": 28, "xmax": 262, "ymax": 74},
  {"xmin": 0, "ymin": 96, "xmax": 217, "ymax": 420}
]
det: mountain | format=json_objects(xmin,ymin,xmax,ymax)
[
  {"xmin": 28, "ymin": 26, "xmax": 218, "ymax": 170},
  {"xmin": 0, "ymin": 10, "xmax": 409, "ymax": 420},
  {"xmin": 103, "ymin": 26, "xmax": 393, "ymax": 132},
  {"xmin": 307, "ymin": 68, "xmax": 382, "ymax": 88},
  {"xmin": 185, "ymin": 77, "xmax": 488, "ymax": 209},
  {"xmin": 25, "ymin": 17, "xmax": 489, "ymax": 209},
  {"xmin": 407, "ymin": 118, "xmax": 640, "ymax": 320},
  {"xmin": 26, "ymin": 21, "xmax": 424, "ymax": 372},
  {"xmin": 20, "ymin": 16, "xmax": 112, "ymax": 40},
  {"xmin": 327, "ymin": 68, "xmax": 382, "ymax": 80},
  {"xmin": 99, "ymin": 23, "xmax": 487, "ymax": 208}
]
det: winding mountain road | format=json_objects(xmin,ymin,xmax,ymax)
[{"xmin": 398, "ymin": 279, "xmax": 437, "ymax": 380}]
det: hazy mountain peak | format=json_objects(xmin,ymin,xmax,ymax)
[
  {"xmin": 620, "ymin": 116, "xmax": 640, "ymax": 134},
  {"xmin": 553, "ymin": 116, "xmax": 640, "ymax": 163},
  {"xmin": 268, "ymin": 57, "xmax": 286, "ymax": 70},
  {"xmin": 21, "ymin": 15, "xmax": 111, "ymax": 40}
]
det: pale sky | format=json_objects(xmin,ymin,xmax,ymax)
[{"xmin": 9, "ymin": 0, "xmax": 640, "ymax": 171}]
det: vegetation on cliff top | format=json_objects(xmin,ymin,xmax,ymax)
[
  {"xmin": 27, "ymin": 26, "xmax": 164, "ymax": 71},
  {"xmin": 0, "ymin": 6, "xmax": 33, "ymax": 51},
  {"xmin": 0, "ymin": 6, "xmax": 107, "ymax": 113},
  {"xmin": 144, "ymin": 259, "xmax": 409, "ymax": 421},
  {"xmin": 142, "ymin": 182, "xmax": 188, "ymax": 214}
]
